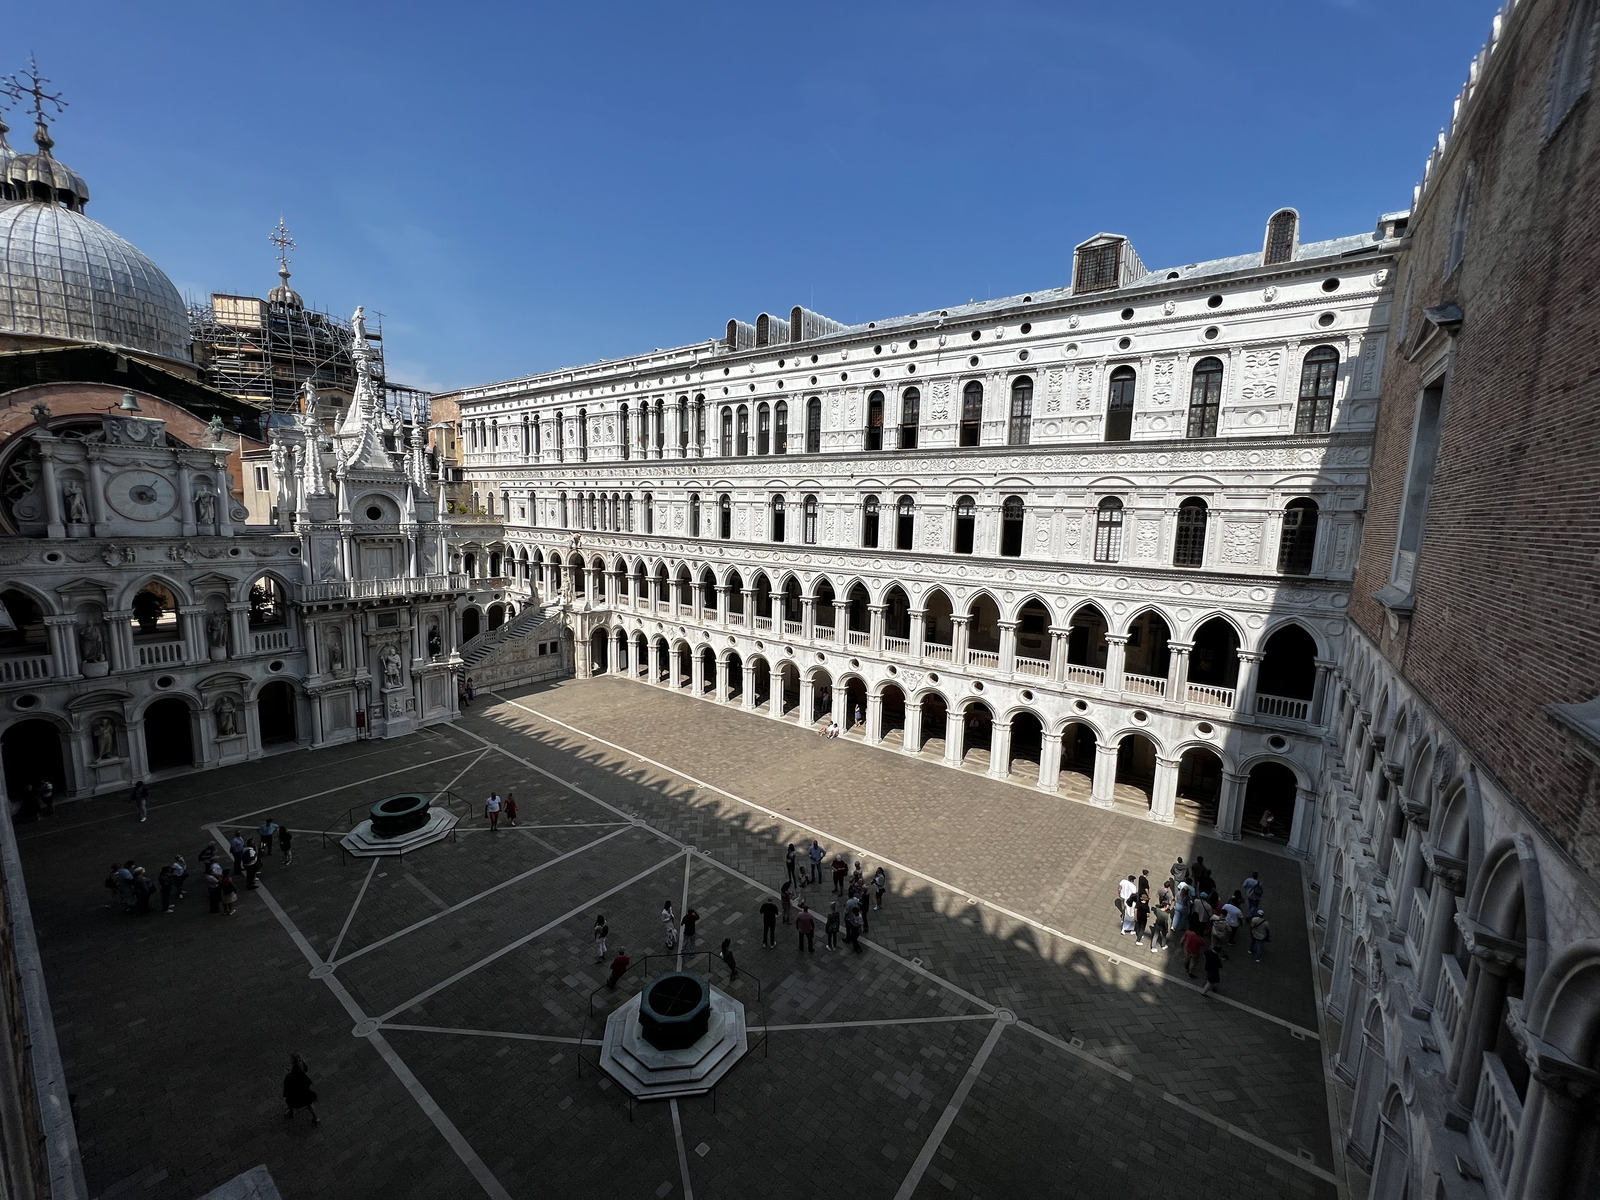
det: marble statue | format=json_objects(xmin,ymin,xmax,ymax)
[
  {"xmin": 215, "ymin": 695, "xmax": 239, "ymax": 737},
  {"xmin": 63, "ymin": 481, "xmax": 87, "ymax": 524},
  {"xmin": 196, "ymin": 491, "xmax": 217, "ymax": 525},
  {"xmin": 206, "ymin": 612, "xmax": 229, "ymax": 650},
  {"xmin": 326, "ymin": 632, "xmax": 344, "ymax": 673},
  {"xmin": 78, "ymin": 620, "xmax": 105, "ymax": 664},
  {"xmin": 381, "ymin": 643, "xmax": 402, "ymax": 690},
  {"xmin": 91, "ymin": 716, "xmax": 116, "ymax": 761}
]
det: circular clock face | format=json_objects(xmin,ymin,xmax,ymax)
[{"xmin": 106, "ymin": 470, "xmax": 178, "ymax": 520}]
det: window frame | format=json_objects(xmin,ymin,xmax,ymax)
[
  {"xmin": 1000, "ymin": 495, "xmax": 1024, "ymax": 558},
  {"xmin": 803, "ymin": 494, "xmax": 819, "ymax": 545},
  {"xmin": 1295, "ymin": 346, "xmax": 1340, "ymax": 434},
  {"xmin": 1094, "ymin": 497, "xmax": 1124, "ymax": 564},
  {"xmin": 1173, "ymin": 498, "xmax": 1209, "ymax": 568},
  {"xmin": 899, "ymin": 387, "xmax": 920, "ymax": 449},
  {"xmin": 1277, "ymin": 498, "xmax": 1320, "ymax": 575},
  {"xmin": 959, "ymin": 381, "xmax": 983, "ymax": 447},
  {"xmin": 861, "ymin": 494, "xmax": 880, "ymax": 549},
  {"xmin": 1008, "ymin": 376, "xmax": 1033, "ymax": 446},
  {"xmin": 1186, "ymin": 358, "xmax": 1224, "ymax": 439}
]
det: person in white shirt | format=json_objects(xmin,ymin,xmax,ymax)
[
  {"xmin": 1117, "ymin": 874, "xmax": 1137, "ymax": 933},
  {"xmin": 485, "ymin": 792, "xmax": 502, "ymax": 831},
  {"xmin": 825, "ymin": 721, "xmax": 840, "ymax": 739}
]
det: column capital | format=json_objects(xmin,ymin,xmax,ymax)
[
  {"xmin": 1155, "ymin": 755, "xmax": 1182, "ymax": 769},
  {"xmin": 1236, "ymin": 649, "xmax": 1264, "ymax": 663},
  {"xmin": 1455, "ymin": 914, "xmax": 1526, "ymax": 973},
  {"xmin": 1166, "ymin": 640, "xmax": 1195, "ymax": 653},
  {"xmin": 1104, "ymin": 633, "xmax": 1130, "ymax": 646},
  {"xmin": 995, "ymin": 619, "xmax": 1018, "ymax": 631},
  {"xmin": 1040, "ymin": 729, "xmax": 1063, "ymax": 744},
  {"xmin": 1422, "ymin": 844, "xmax": 1468, "ymax": 892},
  {"xmin": 42, "ymin": 613, "xmax": 79, "ymax": 627},
  {"xmin": 1401, "ymin": 799, "xmax": 1431, "ymax": 830}
]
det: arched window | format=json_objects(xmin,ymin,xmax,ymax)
[
  {"xmin": 637, "ymin": 404, "xmax": 649, "ymax": 454},
  {"xmin": 521, "ymin": 415, "xmax": 531, "ymax": 458},
  {"xmin": 865, "ymin": 391, "xmax": 885, "ymax": 451},
  {"xmin": 1173, "ymin": 497, "xmax": 1208, "ymax": 568},
  {"xmin": 757, "ymin": 402, "xmax": 771, "ymax": 455},
  {"xmin": 554, "ymin": 410, "xmax": 565, "ymax": 461},
  {"xmin": 472, "ymin": 489, "xmax": 481, "ymax": 514},
  {"xmin": 1295, "ymin": 346, "xmax": 1339, "ymax": 434},
  {"xmin": 1094, "ymin": 498, "xmax": 1124, "ymax": 563},
  {"xmin": 694, "ymin": 396, "xmax": 706, "ymax": 451},
  {"xmin": 1186, "ymin": 357, "xmax": 1223, "ymax": 439},
  {"xmin": 689, "ymin": 493, "xmax": 701, "ymax": 537},
  {"xmin": 677, "ymin": 397, "xmax": 689, "ymax": 454},
  {"xmin": 719, "ymin": 493, "xmax": 732, "ymax": 540},
  {"xmin": 895, "ymin": 495, "xmax": 915, "ymax": 551},
  {"xmin": 1000, "ymin": 496, "xmax": 1024, "ymax": 557},
  {"xmin": 774, "ymin": 401, "xmax": 789, "ymax": 453},
  {"xmin": 619, "ymin": 405, "xmax": 629, "ymax": 460},
  {"xmin": 624, "ymin": 493, "xmax": 634, "ymax": 532},
  {"xmin": 612, "ymin": 492, "xmax": 621, "ymax": 529},
  {"xmin": 960, "ymin": 381, "xmax": 983, "ymax": 446},
  {"xmin": 1264, "ymin": 209, "xmax": 1298, "ymax": 266},
  {"xmin": 736, "ymin": 405, "xmax": 749, "ymax": 456},
  {"xmin": 861, "ymin": 494, "xmax": 880, "ymax": 548},
  {"xmin": 899, "ymin": 387, "xmax": 920, "ymax": 449},
  {"xmin": 1277, "ymin": 499, "xmax": 1320, "ymax": 575},
  {"xmin": 577, "ymin": 408, "xmax": 589, "ymax": 461},
  {"xmin": 1106, "ymin": 366, "xmax": 1135, "ymax": 442},
  {"xmin": 954, "ymin": 495, "xmax": 977, "ymax": 554},
  {"xmin": 720, "ymin": 407, "xmax": 734, "ymax": 457},
  {"xmin": 770, "ymin": 495, "xmax": 786, "ymax": 542},
  {"xmin": 643, "ymin": 493, "xmax": 654, "ymax": 534},
  {"xmin": 1008, "ymin": 376, "xmax": 1033, "ymax": 445},
  {"xmin": 559, "ymin": 491, "xmax": 569, "ymax": 528},
  {"xmin": 805, "ymin": 398, "xmax": 822, "ymax": 453},
  {"xmin": 803, "ymin": 494, "xmax": 818, "ymax": 544},
  {"xmin": 652, "ymin": 400, "xmax": 664, "ymax": 453}
]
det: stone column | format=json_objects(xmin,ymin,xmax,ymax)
[
  {"xmin": 1416, "ymin": 849, "xmax": 1468, "ymax": 1007},
  {"xmin": 1392, "ymin": 807, "xmax": 1428, "ymax": 933},
  {"xmin": 1048, "ymin": 627, "xmax": 1068, "ymax": 683},
  {"xmin": 1165, "ymin": 641, "xmax": 1193, "ymax": 704},
  {"xmin": 903, "ymin": 700, "xmax": 923, "ymax": 753},
  {"xmin": 742, "ymin": 662, "xmax": 758, "ymax": 710},
  {"xmin": 691, "ymin": 648, "xmax": 706, "ymax": 696},
  {"xmin": 1445, "ymin": 920, "xmax": 1524, "ymax": 1127},
  {"xmin": 715, "ymin": 655, "xmax": 730, "ymax": 702},
  {"xmin": 801, "ymin": 597, "xmax": 816, "ymax": 641},
  {"xmin": 176, "ymin": 462, "xmax": 197, "ymax": 538},
  {"xmin": 765, "ymin": 661, "xmax": 780, "ymax": 715},
  {"xmin": 1235, "ymin": 650, "xmax": 1263, "ymax": 717},
  {"xmin": 84, "ymin": 446, "xmax": 108, "ymax": 535},
  {"xmin": 987, "ymin": 718, "xmax": 1012, "ymax": 779},
  {"xmin": 44, "ymin": 615, "xmax": 79, "ymax": 678},
  {"xmin": 1150, "ymin": 755, "xmax": 1180, "ymax": 823},
  {"xmin": 179, "ymin": 605, "xmax": 207, "ymax": 665},
  {"xmin": 126, "ymin": 712, "xmax": 149, "ymax": 780},
  {"xmin": 1214, "ymin": 770, "xmax": 1249, "ymax": 840},
  {"xmin": 741, "ymin": 588, "xmax": 756, "ymax": 627},
  {"xmin": 1506, "ymin": 1055, "xmax": 1600, "ymax": 1200},
  {"xmin": 951, "ymin": 615, "xmax": 970, "ymax": 664},
  {"xmin": 1038, "ymin": 730, "xmax": 1062, "ymax": 792},
  {"xmin": 1103, "ymin": 634, "xmax": 1129, "ymax": 693},
  {"xmin": 909, "ymin": 609, "xmax": 926, "ymax": 658},
  {"xmin": 868, "ymin": 604, "xmax": 886, "ymax": 652},
  {"xmin": 865, "ymin": 692, "xmax": 883, "ymax": 743},
  {"xmin": 38, "ymin": 442, "xmax": 65, "ymax": 539},
  {"xmin": 105, "ymin": 611, "xmax": 132, "ymax": 674},
  {"xmin": 997, "ymin": 621, "xmax": 1018, "ymax": 675},
  {"xmin": 715, "ymin": 584, "xmax": 731, "ymax": 626},
  {"xmin": 1090, "ymin": 742, "xmax": 1120, "ymax": 806},
  {"xmin": 831, "ymin": 685, "xmax": 848, "ymax": 731},
  {"xmin": 943, "ymin": 707, "xmax": 966, "ymax": 768},
  {"xmin": 799, "ymin": 675, "xmax": 815, "ymax": 726},
  {"xmin": 618, "ymin": 633, "xmax": 632, "ymax": 678},
  {"xmin": 1289, "ymin": 786, "xmax": 1318, "ymax": 856},
  {"xmin": 228, "ymin": 602, "xmax": 251, "ymax": 658},
  {"xmin": 1311, "ymin": 659, "xmax": 1336, "ymax": 726}
]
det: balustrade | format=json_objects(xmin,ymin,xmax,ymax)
[
  {"xmin": 251, "ymin": 628, "xmax": 291, "ymax": 654},
  {"xmin": 814, "ymin": 624, "xmax": 835, "ymax": 642},
  {"xmin": 1064, "ymin": 664, "xmax": 1105, "ymax": 686},
  {"xmin": 1015, "ymin": 655, "xmax": 1049, "ymax": 677},
  {"xmin": 137, "ymin": 640, "xmax": 185, "ymax": 667},
  {"xmin": 1123, "ymin": 671, "xmax": 1167, "ymax": 697},
  {"xmin": 754, "ymin": 616, "xmax": 772, "ymax": 632},
  {"xmin": 0, "ymin": 653, "xmax": 52, "ymax": 684},
  {"xmin": 883, "ymin": 636, "xmax": 911, "ymax": 656},
  {"xmin": 298, "ymin": 574, "xmax": 468, "ymax": 602},
  {"xmin": 1435, "ymin": 955, "xmax": 1468, "ymax": 1073},
  {"xmin": 924, "ymin": 643, "xmax": 953, "ymax": 663},
  {"xmin": 1469, "ymin": 1052, "xmax": 1521, "ymax": 1198},
  {"xmin": 782, "ymin": 620, "xmax": 803, "ymax": 637},
  {"xmin": 1406, "ymin": 887, "xmax": 1429, "ymax": 965},
  {"xmin": 1256, "ymin": 693, "xmax": 1311, "ymax": 720},
  {"xmin": 1186, "ymin": 682, "xmax": 1235, "ymax": 708},
  {"xmin": 847, "ymin": 629, "xmax": 870, "ymax": 647},
  {"xmin": 967, "ymin": 649, "xmax": 1000, "ymax": 669}
]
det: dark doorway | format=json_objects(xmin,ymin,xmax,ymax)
[
  {"xmin": 462, "ymin": 608, "xmax": 481, "ymax": 642},
  {"xmin": 144, "ymin": 698, "xmax": 194, "ymax": 771},
  {"xmin": 1244, "ymin": 762, "xmax": 1298, "ymax": 840},
  {"xmin": 2, "ymin": 719, "xmax": 66, "ymax": 801},
  {"xmin": 258, "ymin": 682, "xmax": 297, "ymax": 744},
  {"xmin": 589, "ymin": 629, "xmax": 609, "ymax": 676}
]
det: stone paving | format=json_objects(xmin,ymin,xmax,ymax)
[{"xmin": 15, "ymin": 677, "xmax": 1337, "ymax": 1200}]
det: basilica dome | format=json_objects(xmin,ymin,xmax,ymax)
[{"xmin": 0, "ymin": 125, "xmax": 191, "ymax": 364}]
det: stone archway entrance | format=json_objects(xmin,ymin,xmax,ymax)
[
  {"xmin": 144, "ymin": 698, "xmax": 194, "ymax": 772},
  {"xmin": 2, "ymin": 718, "xmax": 67, "ymax": 803},
  {"xmin": 258, "ymin": 682, "xmax": 297, "ymax": 745}
]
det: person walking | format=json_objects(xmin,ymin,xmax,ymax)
[
  {"xmin": 593, "ymin": 915, "xmax": 609, "ymax": 963},
  {"xmin": 1244, "ymin": 870, "xmax": 1264, "ymax": 915},
  {"xmin": 109, "ymin": 861, "xmax": 134, "ymax": 912},
  {"xmin": 831, "ymin": 853, "xmax": 849, "ymax": 895},
  {"xmin": 785, "ymin": 843, "xmax": 799, "ymax": 889},
  {"xmin": 1133, "ymin": 888, "xmax": 1151, "ymax": 946},
  {"xmin": 1136, "ymin": 869, "xmax": 1151, "ymax": 904},
  {"xmin": 807, "ymin": 840, "xmax": 825, "ymax": 884},
  {"xmin": 168, "ymin": 854, "xmax": 188, "ymax": 908},
  {"xmin": 205, "ymin": 865, "xmax": 222, "ymax": 914},
  {"xmin": 682, "ymin": 907, "xmax": 700, "ymax": 955},
  {"xmin": 131, "ymin": 779, "xmax": 148, "ymax": 823},
  {"xmin": 844, "ymin": 895, "xmax": 864, "ymax": 953},
  {"xmin": 1202, "ymin": 946, "xmax": 1223, "ymax": 996},
  {"xmin": 283, "ymin": 1054, "xmax": 320, "ymax": 1126},
  {"xmin": 258, "ymin": 817, "xmax": 279, "ymax": 856},
  {"xmin": 504, "ymin": 792, "xmax": 518, "ymax": 826},
  {"xmin": 1120, "ymin": 895, "xmax": 1137, "ymax": 938},
  {"xmin": 1249, "ymin": 910, "xmax": 1272, "ymax": 963},
  {"xmin": 1182, "ymin": 927, "xmax": 1206, "ymax": 978},
  {"xmin": 759, "ymin": 896, "xmax": 779, "ymax": 947},
  {"xmin": 37, "ymin": 779, "xmax": 54, "ymax": 817},
  {"xmin": 158, "ymin": 862, "xmax": 177, "ymax": 913},
  {"xmin": 825, "ymin": 903, "xmax": 840, "ymax": 951},
  {"xmin": 1151, "ymin": 884, "xmax": 1172, "ymax": 952},
  {"xmin": 243, "ymin": 839, "xmax": 262, "ymax": 890},
  {"xmin": 606, "ymin": 948, "xmax": 630, "ymax": 989},
  {"xmin": 872, "ymin": 867, "xmax": 887, "ymax": 910},
  {"xmin": 1116, "ymin": 874, "xmax": 1137, "ymax": 933},
  {"xmin": 719, "ymin": 939, "xmax": 738, "ymax": 982},
  {"xmin": 1169, "ymin": 856, "xmax": 1191, "ymax": 888},
  {"xmin": 133, "ymin": 867, "xmax": 155, "ymax": 914},
  {"xmin": 278, "ymin": 824, "xmax": 294, "ymax": 865},
  {"xmin": 485, "ymin": 792, "xmax": 502, "ymax": 831},
  {"xmin": 1209, "ymin": 905, "xmax": 1232, "ymax": 961},
  {"xmin": 220, "ymin": 870, "xmax": 238, "ymax": 917},
  {"xmin": 1172, "ymin": 881, "xmax": 1192, "ymax": 938},
  {"xmin": 796, "ymin": 902, "xmax": 816, "ymax": 952},
  {"xmin": 661, "ymin": 899, "xmax": 678, "ymax": 950},
  {"xmin": 229, "ymin": 831, "xmax": 247, "ymax": 875},
  {"xmin": 1222, "ymin": 894, "xmax": 1245, "ymax": 944},
  {"xmin": 780, "ymin": 880, "xmax": 794, "ymax": 925}
]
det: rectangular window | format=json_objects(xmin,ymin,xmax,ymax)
[
  {"xmin": 1387, "ymin": 379, "xmax": 1447, "ymax": 602},
  {"xmin": 1074, "ymin": 242, "xmax": 1121, "ymax": 293},
  {"xmin": 253, "ymin": 464, "xmax": 270, "ymax": 492},
  {"xmin": 899, "ymin": 389, "xmax": 920, "ymax": 449}
]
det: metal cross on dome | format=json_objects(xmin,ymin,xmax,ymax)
[
  {"xmin": 6, "ymin": 55, "xmax": 67, "ymax": 128},
  {"xmin": 269, "ymin": 217, "xmax": 296, "ymax": 272}
]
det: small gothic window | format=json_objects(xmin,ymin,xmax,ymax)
[
  {"xmin": 1008, "ymin": 376, "xmax": 1033, "ymax": 446},
  {"xmin": 559, "ymin": 491, "xmax": 569, "ymax": 528},
  {"xmin": 899, "ymin": 387, "xmax": 920, "ymax": 449},
  {"xmin": 720, "ymin": 407, "xmax": 734, "ymax": 457},
  {"xmin": 865, "ymin": 391, "xmax": 885, "ymax": 451},
  {"xmin": 1094, "ymin": 498, "xmax": 1124, "ymax": 563},
  {"xmin": 1106, "ymin": 366, "xmax": 1135, "ymax": 442},
  {"xmin": 774, "ymin": 401, "xmax": 789, "ymax": 453},
  {"xmin": 803, "ymin": 494, "xmax": 818, "ymax": 545},
  {"xmin": 736, "ymin": 405, "xmax": 750, "ymax": 456},
  {"xmin": 1173, "ymin": 498, "xmax": 1208, "ymax": 568},
  {"xmin": 1264, "ymin": 210, "xmax": 1298, "ymax": 265},
  {"xmin": 677, "ymin": 397, "xmax": 689, "ymax": 453},
  {"xmin": 1186, "ymin": 357, "xmax": 1224, "ymax": 439},
  {"xmin": 1278, "ymin": 498, "xmax": 1320, "ymax": 575},
  {"xmin": 1000, "ymin": 495, "xmax": 1024, "ymax": 558},
  {"xmin": 954, "ymin": 495, "xmax": 976, "ymax": 554},
  {"xmin": 643, "ymin": 492, "xmax": 654, "ymax": 534},
  {"xmin": 624, "ymin": 494, "xmax": 634, "ymax": 532},
  {"xmin": 771, "ymin": 494, "xmax": 786, "ymax": 542},
  {"xmin": 689, "ymin": 493, "xmax": 700, "ymax": 537},
  {"xmin": 618, "ymin": 405, "xmax": 630, "ymax": 460},
  {"xmin": 960, "ymin": 381, "xmax": 983, "ymax": 446},
  {"xmin": 895, "ymin": 495, "xmax": 915, "ymax": 551},
  {"xmin": 806, "ymin": 398, "xmax": 822, "ymax": 453},
  {"xmin": 861, "ymin": 494, "xmax": 880, "ymax": 548},
  {"xmin": 1296, "ymin": 346, "xmax": 1340, "ymax": 434},
  {"xmin": 757, "ymin": 402, "xmax": 771, "ymax": 455},
  {"xmin": 719, "ymin": 493, "xmax": 732, "ymax": 540}
]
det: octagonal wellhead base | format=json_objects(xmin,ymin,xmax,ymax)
[
  {"xmin": 599, "ymin": 984, "xmax": 747, "ymax": 1100},
  {"xmin": 340, "ymin": 808, "xmax": 459, "ymax": 857}
]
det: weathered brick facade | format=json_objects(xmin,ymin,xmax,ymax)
[{"xmin": 1351, "ymin": 0, "xmax": 1600, "ymax": 873}]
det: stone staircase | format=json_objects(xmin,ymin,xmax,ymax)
[{"xmin": 461, "ymin": 600, "xmax": 571, "ymax": 690}]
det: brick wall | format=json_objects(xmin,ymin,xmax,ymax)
[{"xmin": 1351, "ymin": 0, "xmax": 1600, "ymax": 870}]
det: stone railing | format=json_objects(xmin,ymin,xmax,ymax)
[
  {"xmin": 298, "ymin": 574, "xmax": 468, "ymax": 603},
  {"xmin": 924, "ymin": 643, "xmax": 953, "ymax": 663},
  {"xmin": 136, "ymin": 639, "xmax": 186, "ymax": 667},
  {"xmin": 1257, "ymin": 692, "xmax": 1311, "ymax": 720},
  {"xmin": 1187, "ymin": 682, "xmax": 1235, "ymax": 708},
  {"xmin": 1470, "ymin": 1051, "xmax": 1521, "ymax": 1198},
  {"xmin": 847, "ymin": 629, "xmax": 870, "ymax": 647},
  {"xmin": 1064, "ymin": 664, "xmax": 1105, "ymax": 686},
  {"xmin": 1016, "ymin": 655, "xmax": 1049, "ymax": 677},
  {"xmin": 1124, "ymin": 671, "xmax": 1166, "ymax": 698},
  {"xmin": 968, "ymin": 649, "xmax": 1000, "ymax": 669},
  {"xmin": 1406, "ymin": 887, "xmax": 1429, "ymax": 968},
  {"xmin": 883, "ymin": 636, "xmax": 911, "ymax": 656},
  {"xmin": 251, "ymin": 627, "xmax": 292, "ymax": 654},
  {"xmin": 782, "ymin": 620, "xmax": 803, "ymax": 638},
  {"xmin": 1435, "ymin": 955, "xmax": 1468, "ymax": 1073},
  {"xmin": 0, "ymin": 653, "xmax": 52, "ymax": 685}
]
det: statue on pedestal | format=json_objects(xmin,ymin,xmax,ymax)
[
  {"xmin": 206, "ymin": 613, "xmax": 229, "ymax": 652},
  {"xmin": 91, "ymin": 716, "xmax": 116, "ymax": 761},
  {"xmin": 215, "ymin": 695, "xmax": 239, "ymax": 737},
  {"xmin": 381, "ymin": 643, "xmax": 403, "ymax": 691},
  {"xmin": 79, "ymin": 620, "xmax": 105, "ymax": 664},
  {"xmin": 63, "ymin": 481, "xmax": 87, "ymax": 524}
]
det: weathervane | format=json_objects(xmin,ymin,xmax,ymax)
[
  {"xmin": 5, "ymin": 55, "xmax": 67, "ymax": 153},
  {"xmin": 270, "ymin": 217, "xmax": 296, "ymax": 274}
]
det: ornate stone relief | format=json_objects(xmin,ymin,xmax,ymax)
[{"xmin": 1240, "ymin": 349, "xmax": 1282, "ymax": 401}]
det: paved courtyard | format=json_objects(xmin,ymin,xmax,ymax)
[{"xmin": 17, "ymin": 677, "xmax": 1339, "ymax": 1199}]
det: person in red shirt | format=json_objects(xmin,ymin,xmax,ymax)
[
  {"xmin": 504, "ymin": 792, "xmax": 518, "ymax": 827},
  {"xmin": 796, "ymin": 903, "xmax": 816, "ymax": 953},
  {"xmin": 606, "ymin": 948, "xmax": 630, "ymax": 989},
  {"xmin": 1182, "ymin": 928, "xmax": 1206, "ymax": 979}
]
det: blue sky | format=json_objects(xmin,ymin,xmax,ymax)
[{"xmin": 8, "ymin": 1, "xmax": 1501, "ymax": 390}]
